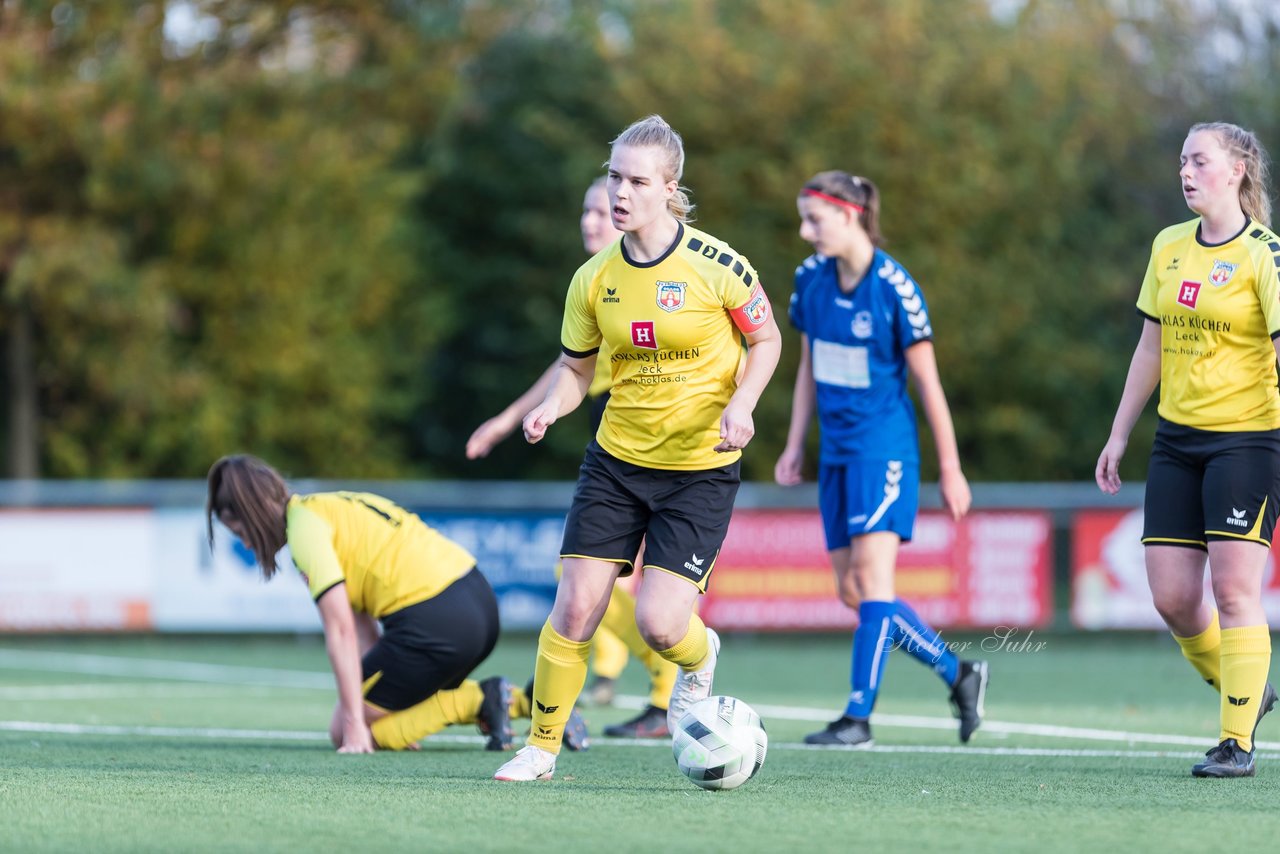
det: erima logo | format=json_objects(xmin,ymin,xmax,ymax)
[
  {"xmin": 1166, "ymin": 257, "xmax": 1180, "ymax": 271},
  {"xmin": 1228, "ymin": 695, "xmax": 1251, "ymax": 706},
  {"xmin": 683, "ymin": 553, "xmax": 706, "ymax": 576},
  {"xmin": 1227, "ymin": 508, "xmax": 1249, "ymax": 528},
  {"xmin": 603, "ymin": 287, "xmax": 620, "ymax": 304},
  {"xmin": 535, "ymin": 700, "xmax": 560, "ymax": 715}
]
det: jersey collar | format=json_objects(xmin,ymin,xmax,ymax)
[{"xmin": 621, "ymin": 221, "xmax": 684, "ymax": 269}]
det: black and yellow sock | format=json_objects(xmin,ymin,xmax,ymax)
[
  {"xmin": 657, "ymin": 613, "xmax": 711, "ymax": 671},
  {"xmin": 527, "ymin": 620, "xmax": 591, "ymax": 754},
  {"xmin": 596, "ymin": 582, "xmax": 677, "ymax": 709},
  {"xmin": 1219, "ymin": 625, "xmax": 1271, "ymax": 751},
  {"xmin": 1173, "ymin": 610, "xmax": 1222, "ymax": 691},
  {"xmin": 369, "ymin": 680, "xmax": 484, "ymax": 750}
]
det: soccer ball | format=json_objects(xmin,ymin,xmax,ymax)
[{"xmin": 672, "ymin": 695, "xmax": 768, "ymax": 791}]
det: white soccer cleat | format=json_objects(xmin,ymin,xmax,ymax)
[
  {"xmin": 492, "ymin": 745, "xmax": 557, "ymax": 782},
  {"xmin": 667, "ymin": 627, "xmax": 720, "ymax": 734}
]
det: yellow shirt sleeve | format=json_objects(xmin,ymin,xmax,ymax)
[
  {"xmin": 1255, "ymin": 246, "xmax": 1280, "ymax": 337},
  {"xmin": 720, "ymin": 256, "xmax": 763, "ymax": 312},
  {"xmin": 1136, "ymin": 235, "xmax": 1161, "ymax": 319},
  {"xmin": 561, "ymin": 263, "xmax": 602, "ymax": 356},
  {"xmin": 286, "ymin": 499, "xmax": 346, "ymax": 601}
]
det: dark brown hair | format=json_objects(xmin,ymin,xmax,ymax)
[
  {"xmin": 801, "ymin": 170, "xmax": 884, "ymax": 247},
  {"xmin": 206, "ymin": 454, "xmax": 290, "ymax": 578}
]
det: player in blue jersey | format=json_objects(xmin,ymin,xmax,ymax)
[{"xmin": 774, "ymin": 171, "xmax": 988, "ymax": 747}]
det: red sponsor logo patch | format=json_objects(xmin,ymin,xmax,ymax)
[
  {"xmin": 1176, "ymin": 280, "xmax": 1202, "ymax": 310},
  {"xmin": 631, "ymin": 320, "xmax": 658, "ymax": 350}
]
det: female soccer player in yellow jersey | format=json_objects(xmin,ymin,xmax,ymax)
[
  {"xmin": 1097, "ymin": 122, "xmax": 1278, "ymax": 777},
  {"xmin": 493, "ymin": 115, "xmax": 782, "ymax": 782},
  {"xmin": 466, "ymin": 178, "xmax": 678, "ymax": 737},
  {"xmin": 206, "ymin": 455, "xmax": 586, "ymax": 753}
]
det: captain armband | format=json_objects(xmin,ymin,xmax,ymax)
[{"xmin": 728, "ymin": 283, "xmax": 772, "ymax": 334}]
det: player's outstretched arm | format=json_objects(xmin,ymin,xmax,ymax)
[
  {"xmin": 316, "ymin": 585, "xmax": 375, "ymax": 754},
  {"xmin": 466, "ymin": 360, "xmax": 560, "ymax": 459},
  {"xmin": 775, "ymin": 333, "xmax": 815, "ymax": 485},
  {"xmin": 1097, "ymin": 319, "xmax": 1161, "ymax": 495},
  {"xmin": 905, "ymin": 341, "xmax": 971, "ymax": 520},
  {"xmin": 523, "ymin": 353, "xmax": 596, "ymax": 444}
]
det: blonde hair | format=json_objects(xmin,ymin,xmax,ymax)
[
  {"xmin": 1190, "ymin": 121, "xmax": 1272, "ymax": 226},
  {"xmin": 801, "ymin": 171, "xmax": 884, "ymax": 247},
  {"xmin": 609, "ymin": 114, "xmax": 695, "ymax": 222}
]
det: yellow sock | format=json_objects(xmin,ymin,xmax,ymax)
[
  {"xmin": 528, "ymin": 620, "xmax": 590, "ymax": 754},
  {"xmin": 1219, "ymin": 625, "xmax": 1271, "ymax": 751},
  {"xmin": 1173, "ymin": 610, "xmax": 1222, "ymax": 691},
  {"xmin": 658, "ymin": 613, "xmax": 710, "ymax": 670},
  {"xmin": 596, "ymin": 582, "xmax": 678, "ymax": 709},
  {"xmin": 369, "ymin": 680, "xmax": 483, "ymax": 750},
  {"xmin": 592, "ymin": 627, "xmax": 630, "ymax": 680}
]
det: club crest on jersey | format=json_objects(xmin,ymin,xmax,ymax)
[
  {"xmin": 631, "ymin": 320, "xmax": 658, "ymax": 350},
  {"xmin": 1176, "ymin": 280, "xmax": 1202, "ymax": 310},
  {"xmin": 1209, "ymin": 260, "xmax": 1238, "ymax": 286},
  {"xmin": 852, "ymin": 311, "xmax": 874, "ymax": 339},
  {"xmin": 656, "ymin": 280, "xmax": 687, "ymax": 312}
]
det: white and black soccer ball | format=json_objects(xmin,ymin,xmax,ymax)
[{"xmin": 672, "ymin": 695, "xmax": 767, "ymax": 791}]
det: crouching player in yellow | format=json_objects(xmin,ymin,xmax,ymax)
[{"xmin": 206, "ymin": 454, "xmax": 587, "ymax": 752}]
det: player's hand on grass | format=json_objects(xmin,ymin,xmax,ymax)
[
  {"xmin": 939, "ymin": 465, "xmax": 971, "ymax": 520},
  {"xmin": 715, "ymin": 400, "xmax": 755, "ymax": 453},
  {"xmin": 466, "ymin": 413, "xmax": 517, "ymax": 459},
  {"xmin": 337, "ymin": 720, "xmax": 375, "ymax": 754},
  {"xmin": 774, "ymin": 446, "xmax": 804, "ymax": 486},
  {"xmin": 522, "ymin": 401, "xmax": 558, "ymax": 444},
  {"xmin": 1095, "ymin": 436, "xmax": 1126, "ymax": 495}
]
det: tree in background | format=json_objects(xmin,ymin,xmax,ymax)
[{"xmin": 3, "ymin": 0, "xmax": 1277, "ymax": 481}]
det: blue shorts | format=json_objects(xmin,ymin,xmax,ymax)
[{"xmin": 818, "ymin": 460, "xmax": 919, "ymax": 550}]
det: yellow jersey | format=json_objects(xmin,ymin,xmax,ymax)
[
  {"xmin": 1137, "ymin": 218, "xmax": 1280, "ymax": 431},
  {"xmin": 286, "ymin": 492, "xmax": 475, "ymax": 618},
  {"xmin": 588, "ymin": 341, "xmax": 613, "ymax": 399},
  {"xmin": 561, "ymin": 222, "xmax": 767, "ymax": 470}
]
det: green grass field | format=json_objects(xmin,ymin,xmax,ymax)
[{"xmin": 2, "ymin": 631, "xmax": 1278, "ymax": 853}]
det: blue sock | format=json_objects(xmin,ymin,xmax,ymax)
[
  {"xmin": 892, "ymin": 598, "xmax": 960, "ymax": 686},
  {"xmin": 844, "ymin": 600, "xmax": 897, "ymax": 719}
]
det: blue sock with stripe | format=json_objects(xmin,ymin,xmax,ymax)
[
  {"xmin": 892, "ymin": 598, "xmax": 960, "ymax": 687},
  {"xmin": 844, "ymin": 600, "xmax": 897, "ymax": 719}
]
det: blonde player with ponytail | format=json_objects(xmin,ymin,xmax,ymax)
[
  {"xmin": 1097, "ymin": 122, "xmax": 1278, "ymax": 777},
  {"xmin": 494, "ymin": 115, "xmax": 781, "ymax": 782}
]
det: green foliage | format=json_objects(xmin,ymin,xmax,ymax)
[{"xmin": 0, "ymin": 0, "xmax": 1269, "ymax": 479}]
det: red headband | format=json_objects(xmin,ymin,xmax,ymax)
[{"xmin": 802, "ymin": 187, "xmax": 864, "ymax": 213}]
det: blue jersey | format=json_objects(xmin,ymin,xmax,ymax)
[{"xmin": 789, "ymin": 250, "xmax": 932, "ymax": 463}]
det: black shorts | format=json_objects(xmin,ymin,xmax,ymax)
[
  {"xmin": 1143, "ymin": 418, "xmax": 1280, "ymax": 549},
  {"xmin": 362, "ymin": 566, "xmax": 500, "ymax": 711},
  {"xmin": 560, "ymin": 439, "xmax": 740, "ymax": 591}
]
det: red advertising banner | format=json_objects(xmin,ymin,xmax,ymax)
[
  {"xmin": 702, "ymin": 509, "xmax": 1053, "ymax": 631},
  {"xmin": 1072, "ymin": 508, "xmax": 1280, "ymax": 628}
]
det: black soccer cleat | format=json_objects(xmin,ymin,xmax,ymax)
[
  {"xmin": 477, "ymin": 676, "xmax": 514, "ymax": 751},
  {"xmin": 950, "ymin": 660, "xmax": 989, "ymax": 743},
  {"xmin": 1191, "ymin": 738, "xmax": 1256, "ymax": 778},
  {"xmin": 804, "ymin": 715, "xmax": 873, "ymax": 748},
  {"xmin": 603, "ymin": 704, "xmax": 670, "ymax": 739},
  {"xmin": 562, "ymin": 706, "xmax": 591, "ymax": 751},
  {"xmin": 1252, "ymin": 681, "xmax": 1277, "ymax": 743}
]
